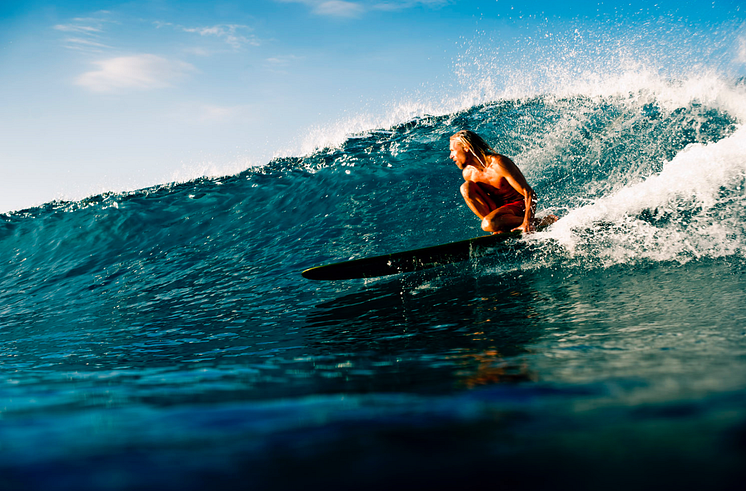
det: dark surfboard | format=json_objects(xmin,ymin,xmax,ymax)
[{"xmin": 302, "ymin": 231, "xmax": 521, "ymax": 280}]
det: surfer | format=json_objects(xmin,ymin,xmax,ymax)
[{"xmin": 449, "ymin": 130, "xmax": 554, "ymax": 234}]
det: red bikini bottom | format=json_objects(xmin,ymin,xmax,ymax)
[{"xmin": 498, "ymin": 201, "xmax": 525, "ymax": 216}]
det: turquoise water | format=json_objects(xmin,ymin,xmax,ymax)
[{"xmin": 2, "ymin": 82, "xmax": 746, "ymax": 489}]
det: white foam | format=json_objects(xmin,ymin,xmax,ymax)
[
  {"xmin": 169, "ymin": 156, "xmax": 260, "ymax": 184},
  {"xmin": 272, "ymin": 98, "xmax": 470, "ymax": 160},
  {"xmin": 545, "ymin": 121, "xmax": 746, "ymax": 265},
  {"xmin": 281, "ymin": 16, "xmax": 746, "ymax": 163}
]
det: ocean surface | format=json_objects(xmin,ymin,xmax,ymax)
[{"xmin": 2, "ymin": 74, "xmax": 746, "ymax": 489}]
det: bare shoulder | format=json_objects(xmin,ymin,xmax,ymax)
[
  {"xmin": 487, "ymin": 154, "xmax": 517, "ymax": 174},
  {"xmin": 461, "ymin": 166, "xmax": 478, "ymax": 181}
]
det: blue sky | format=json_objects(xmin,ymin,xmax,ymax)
[{"xmin": 1, "ymin": 0, "xmax": 745, "ymax": 213}]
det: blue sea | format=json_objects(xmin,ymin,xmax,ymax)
[{"xmin": 2, "ymin": 72, "xmax": 746, "ymax": 489}]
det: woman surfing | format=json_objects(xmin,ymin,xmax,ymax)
[{"xmin": 449, "ymin": 130, "xmax": 557, "ymax": 234}]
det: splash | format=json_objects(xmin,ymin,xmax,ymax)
[
  {"xmin": 546, "ymin": 119, "xmax": 746, "ymax": 266},
  {"xmin": 278, "ymin": 15, "xmax": 746, "ymax": 164}
]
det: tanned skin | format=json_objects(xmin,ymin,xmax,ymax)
[{"xmin": 449, "ymin": 137, "xmax": 536, "ymax": 234}]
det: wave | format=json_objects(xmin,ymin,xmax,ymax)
[
  {"xmin": 1, "ymin": 75, "xmax": 744, "ymax": 315},
  {"xmin": 546, "ymin": 124, "xmax": 746, "ymax": 267}
]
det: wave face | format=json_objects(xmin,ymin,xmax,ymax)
[{"xmin": 2, "ymin": 76, "xmax": 746, "ymax": 489}]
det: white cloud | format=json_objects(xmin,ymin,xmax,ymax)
[
  {"xmin": 75, "ymin": 54, "xmax": 196, "ymax": 93},
  {"xmin": 275, "ymin": 0, "xmax": 448, "ymax": 17},
  {"xmin": 183, "ymin": 46, "xmax": 212, "ymax": 57},
  {"xmin": 54, "ymin": 12, "xmax": 117, "ymax": 35},
  {"xmin": 265, "ymin": 54, "xmax": 302, "ymax": 65},
  {"xmin": 275, "ymin": 0, "xmax": 365, "ymax": 18},
  {"xmin": 264, "ymin": 55, "xmax": 303, "ymax": 74},
  {"xmin": 313, "ymin": 1, "xmax": 365, "ymax": 18},
  {"xmin": 372, "ymin": 0, "xmax": 449, "ymax": 11},
  {"xmin": 54, "ymin": 13, "xmax": 119, "ymax": 53},
  {"xmin": 72, "ymin": 12, "xmax": 114, "ymax": 22},
  {"xmin": 54, "ymin": 24, "xmax": 103, "ymax": 34},
  {"xmin": 63, "ymin": 37, "xmax": 112, "ymax": 52},
  {"xmin": 180, "ymin": 24, "xmax": 260, "ymax": 49}
]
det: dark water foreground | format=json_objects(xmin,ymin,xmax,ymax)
[
  {"xmin": 1, "ymin": 89, "xmax": 745, "ymax": 489},
  {"xmin": 2, "ymin": 258, "xmax": 745, "ymax": 490}
]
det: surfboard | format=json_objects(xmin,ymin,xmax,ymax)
[{"xmin": 302, "ymin": 231, "xmax": 521, "ymax": 280}]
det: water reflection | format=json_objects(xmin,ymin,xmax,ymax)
[
  {"xmin": 451, "ymin": 349, "xmax": 535, "ymax": 388},
  {"xmin": 304, "ymin": 271, "xmax": 546, "ymax": 392}
]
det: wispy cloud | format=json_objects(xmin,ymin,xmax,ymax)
[
  {"xmin": 53, "ymin": 24, "xmax": 103, "ymax": 34},
  {"xmin": 265, "ymin": 54, "xmax": 302, "ymax": 66},
  {"xmin": 61, "ymin": 37, "xmax": 113, "ymax": 53},
  {"xmin": 183, "ymin": 46, "xmax": 212, "ymax": 57},
  {"xmin": 314, "ymin": 1, "xmax": 366, "ymax": 18},
  {"xmin": 155, "ymin": 22, "xmax": 260, "ymax": 50},
  {"xmin": 75, "ymin": 54, "xmax": 196, "ymax": 93},
  {"xmin": 275, "ymin": 0, "xmax": 364, "ymax": 18},
  {"xmin": 264, "ymin": 54, "xmax": 304, "ymax": 74},
  {"xmin": 372, "ymin": 0, "xmax": 449, "ymax": 11},
  {"xmin": 183, "ymin": 24, "xmax": 259, "ymax": 49},
  {"xmin": 54, "ymin": 12, "xmax": 118, "ymax": 53},
  {"xmin": 275, "ymin": 0, "xmax": 448, "ymax": 18}
]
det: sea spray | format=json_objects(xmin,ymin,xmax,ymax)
[{"xmin": 2, "ymin": 17, "xmax": 746, "ymax": 491}]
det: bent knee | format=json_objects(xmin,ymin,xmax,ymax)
[
  {"xmin": 460, "ymin": 181, "xmax": 474, "ymax": 198},
  {"xmin": 481, "ymin": 217, "xmax": 496, "ymax": 232}
]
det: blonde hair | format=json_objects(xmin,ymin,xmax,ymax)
[{"xmin": 450, "ymin": 130, "xmax": 498, "ymax": 168}]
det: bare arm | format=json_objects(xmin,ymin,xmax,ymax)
[{"xmin": 494, "ymin": 156, "xmax": 536, "ymax": 233}]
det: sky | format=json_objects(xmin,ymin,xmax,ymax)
[{"xmin": 1, "ymin": 0, "xmax": 745, "ymax": 214}]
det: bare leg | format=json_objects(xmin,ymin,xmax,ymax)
[
  {"xmin": 461, "ymin": 182, "xmax": 525, "ymax": 234},
  {"xmin": 460, "ymin": 181, "xmax": 497, "ymax": 219},
  {"xmin": 481, "ymin": 207, "xmax": 524, "ymax": 234}
]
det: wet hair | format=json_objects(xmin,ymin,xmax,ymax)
[{"xmin": 450, "ymin": 130, "xmax": 497, "ymax": 168}]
